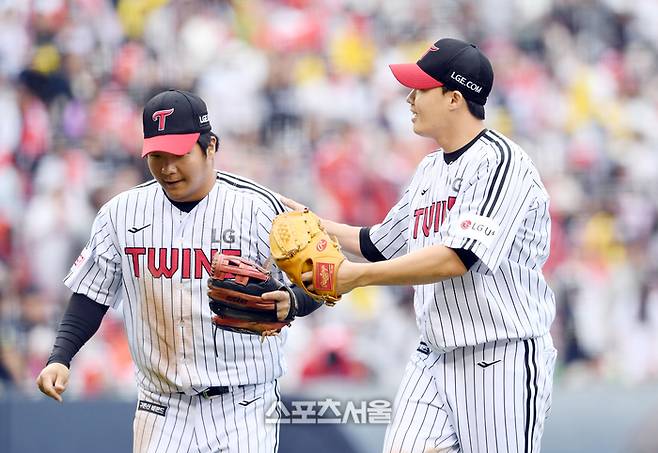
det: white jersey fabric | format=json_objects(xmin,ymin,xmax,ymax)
[
  {"xmin": 368, "ymin": 129, "xmax": 558, "ymax": 453},
  {"xmin": 65, "ymin": 171, "xmax": 287, "ymax": 395},
  {"xmin": 368, "ymin": 129, "xmax": 555, "ymax": 352}
]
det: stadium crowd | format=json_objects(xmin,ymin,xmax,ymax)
[{"xmin": 1, "ymin": 0, "xmax": 658, "ymax": 398}]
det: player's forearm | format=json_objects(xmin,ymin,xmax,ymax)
[
  {"xmin": 322, "ymin": 219, "xmax": 363, "ymax": 257},
  {"xmin": 347, "ymin": 244, "xmax": 467, "ymax": 288},
  {"xmin": 47, "ymin": 293, "xmax": 109, "ymax": 367}
]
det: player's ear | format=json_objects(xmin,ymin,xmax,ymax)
[
  {"xmin": 449, "ymin": 90, "xmax": 464, "ymax": 110},
  {"xmin": 206, "ymin": 135, "xmax": 217, "ymax": 158}
]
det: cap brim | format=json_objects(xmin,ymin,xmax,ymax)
[
  {"xmin": 142, "ymin": 133, "xmax": 200, "ymax": 157},
  {"xmin": 389, "ymin": 63, "xmax": 444, "ymax": 89}
]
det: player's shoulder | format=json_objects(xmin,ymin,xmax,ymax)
[
  {"xmin": 216, "ymin": 171, "xmax": 285, "ymax": 214},
  {"xmin": 414, "ymin": 151, "xmax": 442, "ymax": 173},
  {"xmin": 422, "ymin": 150, "xmax": 442, "ymax": 165},
  {"xmin": 124, "ymin": 178, "xmax": 161, "ymax": 195},
  {"xmin": 478, "ymin": 129, "xmax": 511, "ymax": 159},
  {"xmin": 99, "ymin": 178, "xmax": 160, "ymax": 211},
  {"xmin": 112, "ymin": 178, "xmax": 159, "ymax": 199},
  {"xmin": 479, "ymin": 129, "xmax": 535, "ymax": 167}
]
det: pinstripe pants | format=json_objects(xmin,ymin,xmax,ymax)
[
  {"xmin": 133, "ymin": 381, "xmax": 281, "ymax": 453},
  {"xmin": 383, "ymin": 335, "xmax": 557, "ymax": 453}
]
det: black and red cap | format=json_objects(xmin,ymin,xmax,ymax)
[
  {"xmin": 389, "ymin": 38, "xmax": 493, "ymax": 107},
  {"xmin": 142, "ymin": 89, "xmax": 212, "ymax": 157}
]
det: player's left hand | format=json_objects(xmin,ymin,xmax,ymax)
[
  {"xmin": 261, "ymin": 290, "xmax": 293, "ymax": 321},
  {"xmin": 36, "ymin": 362, "xmax": 70, "ymax": 403},
  {"xmin": 208, "ymin": 254, "xmax": 295, "ymax": 336},
  {"xmin": 279, "ymin": 196, "xmax": 307, "ymax": 212}
]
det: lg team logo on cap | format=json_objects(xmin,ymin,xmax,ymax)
[
  {"xmin": 422, "ymin": 45, "xmax": 440, "ymax": 58},
  {"xmin": 152, "ymin": 108, "xmax": 175, "ymax": 131}
]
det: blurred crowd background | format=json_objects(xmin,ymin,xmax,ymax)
[{"xmin": 1, "ymin": 0, "xmax": 658, "ymax": 401}]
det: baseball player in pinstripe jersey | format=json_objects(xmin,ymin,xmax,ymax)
[
  {"xmin": 36, "ymin": 89, "xmax": 322, "ymax": 452},
  {"xmin": 286, "ymin": 38, "xmax": 557, "ymax": 452}
]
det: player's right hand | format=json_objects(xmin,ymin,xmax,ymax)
[{"xmin": 36, "ymin": 362, "xmax": 70, "ymax": 402}]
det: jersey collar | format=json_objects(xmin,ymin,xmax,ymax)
[
  {"xmin": 163, "ymin": 192, "xmax": 202, "ymax": 213},
  {"xmin": 443, "ymin": 128, "xmax": 488, "ymax": 164}
]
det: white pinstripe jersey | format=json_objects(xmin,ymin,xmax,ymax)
[
  {"xmin": 64, "ymin": 171, "xmax": 287, "ymax": 394},
  {"xmin": 369, "ymin": 129, "xmax": 555, "ymax": 351}
]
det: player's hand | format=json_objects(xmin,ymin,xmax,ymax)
[
  {"xmin": 36, "ymin": 362, "xmax": 70, "ymax": 403},
  {"xmin": 261, "ymin": 289, "xmax": 292, "ymax": 321},
  {"xmin": 280, "ymin": 196, "xmax": 341, "ymax": 235},
  {"xmin": 279, "ymin": 196, "xmax": 307, "ymax": 212}
]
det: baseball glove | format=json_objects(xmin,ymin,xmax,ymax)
[
  {"xmin": 269, "ymin": 209, "xmax": 345, "ymax": 306},
  {"xmin": 207, "ymin": 254, "xmax": 295, "ymax": 336}
]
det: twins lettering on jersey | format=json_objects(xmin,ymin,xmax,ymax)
[
  {"xmin": 124, "ymin": 226, "xmax": 241, "ymax": 278},
  {"xmin": 413, "ymin": 196, "xmax": 456, "ymax": 239},
  {"xmin": 123, "ymin": 247, "xmax": 240, "ymax": 279}
]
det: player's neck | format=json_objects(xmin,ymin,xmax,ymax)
[
  {"xmin": 437, "ymin": 119, "xmax": 486, "ymax": 153},
  {"xmin": 166, "ymin": 169, "xmax": 216, "ymax": 204}
]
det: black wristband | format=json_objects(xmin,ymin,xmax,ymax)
[
  {"xmin": 290, "ymin": 285, "xmax": 323, "ymax": 317},
  {"xmin": 47, "ymin": 293, "xmax": 109, "ymax": 368}
]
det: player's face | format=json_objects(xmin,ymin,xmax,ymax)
[
  {"xmin": 147, "ymin": 143, "xmax": 215, "ymax": 202},
  {"xmin": 406, "ymin": 87, "xmax": 451, "ymax": 139}
]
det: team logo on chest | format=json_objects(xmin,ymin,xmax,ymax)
[
  {"xmin": 212, "ymin": 228, "xmax": 237, "ymax": 244},
  {"xmin": 212, "ymin": 228, "xmax": 235, "ymax": 244},
  {"xmin": 413, "ymin": 196, "xmax": 456, "ymax": 239}
]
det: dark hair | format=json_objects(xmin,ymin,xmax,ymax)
[
  {"xmin": 441, "ymin": 87, "xmax": 485, "ymax": 120},
  {"xmin": 197, "ymin": 131, "xmax": 218, "ymax": 154}
]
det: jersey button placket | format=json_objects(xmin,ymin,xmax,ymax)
[{"xmin": 178, "ymin": 220, "xmax": 198, "ymax": 387}]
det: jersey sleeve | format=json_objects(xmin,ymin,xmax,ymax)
[
  {"xmin": 362, "ymin": 187, "xmax": 412, "ymax": 261},
  {"xmin": 363, "ymin": 155, "xmax": 434, "ymax": 261},
  {"xmin": 253, "ymin": 197, "xmax": 291, "ymax": 284},
  {"xmin": 442, "ymin": 147, "xmax": 537, "ymax": 274},
  {"xmin": 64, "ymin": 203, "xmax": 123, "ymax": 308}
]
